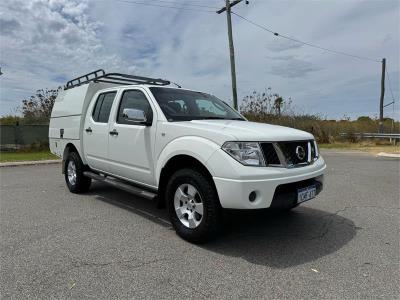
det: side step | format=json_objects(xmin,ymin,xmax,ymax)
[{"xmin": 83, "ymin": 171, "xmax": 157, "ymax": 200}]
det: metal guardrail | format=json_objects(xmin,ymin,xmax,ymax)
[{"xmin": 339, "ymin": 133, "xmax": 400, "ymax": 139}]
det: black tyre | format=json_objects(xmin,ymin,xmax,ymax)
[
  {"xmin": 166, "ymin": 168, "xmax": 222, "ymax": 243},
  {"xmin": 64, "ymin": 151, "xmax": 91, "ymax": 193}
]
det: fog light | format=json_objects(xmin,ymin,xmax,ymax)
[{"xmin": 249, "ymin": 191, "xmax": 257, "ymax": 202}]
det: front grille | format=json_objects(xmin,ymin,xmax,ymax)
[
  {"xmin": 278, "ymin": 141, "xmax": 309, "ymax": 165},
  {"xmin": 260, "ymin": 140, "xmax": 318, "ymax": 168},
  {"xmin": 260, "ymin": 143, "xmax": 280, "ymax": 165}
]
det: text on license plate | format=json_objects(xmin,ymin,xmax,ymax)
[{"xmin": 297, "ymin": 185, "xmax": 316, "ymax": 203}]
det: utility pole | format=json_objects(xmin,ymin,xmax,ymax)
[
  {"xmin": 379, "ymin": 58, "xmax": 386, "ymax": 133},
  {"xmin": 217, "ymin": 0, "xmax": 247, "ymax": 110}
]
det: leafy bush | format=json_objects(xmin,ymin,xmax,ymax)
[
  {"xmin": 0, "ymin": 115, "xmax": 22, "ymax": 125},
  {"xmin": 0, "ymin": 87, "xmax": 62, "ymax": 125},
  {"xmin": 240, "ymin": 89, "xmax": 399, "ymax": 143}
]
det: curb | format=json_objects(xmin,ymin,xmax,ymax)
[
  {"xmin": 0, "ymin": 159, "xmax": 61, "ymax": 167},
  {"xmin": 377, "ymin": 152, "xmax": 400, "ymax": 158},
  {"xmin": 320, "ymin": 150, "xmax": 371, "ymax": 155}
]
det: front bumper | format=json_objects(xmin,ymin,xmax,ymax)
[
  {"xmin": 209, "ymin": 151, "xmax": 326, "ymax": 209},
  {"xmin": 269, "ymin": 176, "xmax": 323, "ymax": 210}
]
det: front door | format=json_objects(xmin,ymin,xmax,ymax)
[
  {"xmin": 107, "ymin": 89, "xmax": 157, "ymax": 187},
  {"xmin": 83, "ymin": 91, "xmax": 117, "ymax": 172}
]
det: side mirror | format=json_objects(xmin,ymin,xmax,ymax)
[{"xmin": 122, "ymin": 108, "xmax": 149, "ymax": 125}]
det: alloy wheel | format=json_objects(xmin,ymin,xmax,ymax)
[
  {"xmin": 67, "ymin": 160, "xmax": 77, "ymax": 186},
  {"xmin": 174, "ymin": 183, "xmax": 204, "ymax": 228}
]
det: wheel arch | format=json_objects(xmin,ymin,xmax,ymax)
[
  {"xmin": 62, "ymin": 143, "xmax": 83, "ymax": 173},
  {"xmin": 157, "ymin": 154, "xmax": 218, "ymax": 208}
]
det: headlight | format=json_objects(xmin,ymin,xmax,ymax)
[{"xmin": 222, "ymin": 142, "xmax": 265, "ymax": 166}]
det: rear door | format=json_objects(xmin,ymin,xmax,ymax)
[
  {"xmin": 107, "ymin": 88, "xmax": 157, "ymax": 187},
  {"xmin": 83, "ymin": 91, "xmax": 117, "ymax": 172}
]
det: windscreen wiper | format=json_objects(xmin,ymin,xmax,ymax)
[
  {"xmin": 229, "ymin": 117, "xmax": 245, "ymax": 121},
  {"xmin": 200, "ymin": 117, "xmax": 244, "ymax": 120}
]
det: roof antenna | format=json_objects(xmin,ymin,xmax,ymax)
[{"xmin": 171, "ymin": 81, "xmax": 182, "ymax": 88}]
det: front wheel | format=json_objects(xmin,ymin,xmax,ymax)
[
  {"xmin": 166, "ymin": 168, "xmax": 222, "ymax": 243},
  {"xmin": 65, "ymin": 151, "xmax": 91, "ymax": 193}
]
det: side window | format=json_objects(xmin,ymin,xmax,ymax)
[
  {"xmin": 92, "ymin": 94, "xmax": 104, "ymax": 121},
  {"xmin": 92, "ymin": 91, "xmax": 117, "ymax": 123},
  {"xmin": 117, "ymin": 90, "xmax": 153, "ymax": 125}
]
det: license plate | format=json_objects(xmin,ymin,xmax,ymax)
[{"xmin": 297, "ymin": 185, "xmax": 316, "ymax": 203}]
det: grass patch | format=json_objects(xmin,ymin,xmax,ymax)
[
  {"xmin": 0, "ymin": 150, "xmax": 59, "ymax": 162},
  {"xmin": 319, "ymin": 142, "xmax": 400, "ymax": 154}
]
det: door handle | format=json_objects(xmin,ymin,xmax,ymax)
[
  {"xmin": 109, "ymin": 129, "xmax": 118, "ymax": 136},
  {"xmin": 85, "ymin": 127, "xmax": 92, "ymax": 133}
]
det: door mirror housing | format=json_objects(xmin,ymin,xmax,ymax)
[{"xmin": 122, "ymin": 108, "xmax": 150, "ymax": 125}]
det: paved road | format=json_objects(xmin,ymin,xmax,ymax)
[{"xmin": 1, "ymin": 152, "xmax": 399, "ymax": 299}]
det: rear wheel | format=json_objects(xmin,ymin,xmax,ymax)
[
  {"xmin": 166, "ymin": 168, "xmax": 222, "ymax": 243},
  {"xmin": 65, "ymin": 151, "xmax": 91, "ymax": 193}
]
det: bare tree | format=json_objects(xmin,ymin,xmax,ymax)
[
  {"xmin": 21, "ymin": 87, "xmax": 61, "ymax": 123},
  {"xmin": 240, "ymin": 88, "xmax": 292, "ymax": 116}
]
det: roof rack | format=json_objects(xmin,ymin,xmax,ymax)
[{"xmin": 64, "ymin": 69, "xmax": 171, "ymax": 90}]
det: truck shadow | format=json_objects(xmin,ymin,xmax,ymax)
[
  {"xmin": 88, "ymin": 182, "xmax": 171, "ymax": 228},
  {"xmin": 88, "ymin": 182, "xmax": 357, "ymax": 269},
  {"xmin": 206, "ymin": 208, "xmax": 357, "ymax": 268}
]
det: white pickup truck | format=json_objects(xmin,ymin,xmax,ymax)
[{"xmin": 49, "ymin": 70, "xmax": 326, "ymax": 243}]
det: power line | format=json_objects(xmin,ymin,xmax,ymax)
[
  {"xmin": 231, "ymin": 12, "xmax": 381, "ymax": 63},
  {"xmin": 104, "ymin": 1, "xmax": 384, "ymax": 64},
  {"xmin": 112, "ymin": 0, "xmax": 214, "ymax": 13},
  {"xmin": 102, "ymin": 0, "xmax": 382, "ymax": 63},
  {"xmin": 383, "ymin": 101, "xmax": 395, "ymax": 108},
  {"xmin": 145, "ymin": 0, "xmax": 219, "ymax": 9},
  {"xmin": 385, "ymin": 67, "xmax": 396, "ymax": 103}
]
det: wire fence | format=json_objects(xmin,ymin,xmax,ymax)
[
  {"xmin": 0, "ymin": 125, "xmax": 49, "ymax": 151},
  {"xmin": 339, "ymin": 132, "xmax": 399, "ymax": 144}
]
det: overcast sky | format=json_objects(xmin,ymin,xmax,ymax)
[{"xmin": 0, "ymin": 0, "xmax": 399, "ymax": 119}]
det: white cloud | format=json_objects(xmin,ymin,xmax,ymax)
[
  {"xmin": 268, "ymin": 56, "xmax": 323, "ymax": 78},
  {"xmin": 267, "ymin": 40, "xmax": 304, "ymax": 52},
  {"xmin": 0, "ymin": 0, "xmax": 135, "ymax": 113},
  {"xmin": 0, "ymin": 0, "xmax": 399, "ymax": 119}
]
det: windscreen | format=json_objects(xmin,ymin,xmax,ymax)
[{"xmin": 149, "ymin": 87, "xmax": 244, "ymax": 122}]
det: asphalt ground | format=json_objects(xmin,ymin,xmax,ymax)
[{"xmin": 0, "ymin": 152, "xmax": 399, "ymax": 299}]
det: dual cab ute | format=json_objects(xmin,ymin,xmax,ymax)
[{"xmin": 49, "ymin": 70, "xmax": 326, "ymax": 243}]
